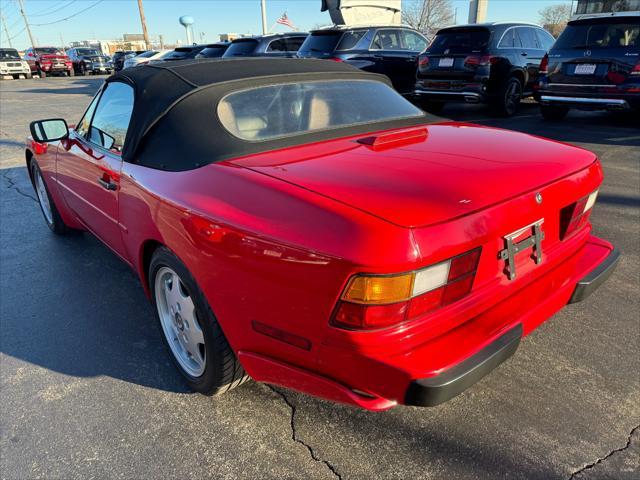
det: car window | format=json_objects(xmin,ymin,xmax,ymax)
[
  {"xmin": 535, "ymin": 29, "xmax": 556, "ymax": 51},
  {"xmin": 285, "ymin": 37, "xmax": 306, "ymax": 51},
  {"xmin": 554, "ymin": 21, "xmax": 639, "ymax": 49},
  {"xmin": 218, "ymin": 80, "xmax": 423, "ymax": 142},
  {"xmin": 518, "ymin": 27, "xmax": 541, "ymax": 49},
  {"xmin": 267, "ymin": 39, "xmax": 287, "ymax": 52},
  {"xmin": 76, "ymin": 92, "xmax": 101, "ymax": 139},
  {"xmin": 87, "ymin": 82, "xmax": 134, "ymax": 153},
  {"xmin": 224, "ymin": 40, "xmax": 259, "ymax": 57},
  {"xmin": 499, "ymin": 28, "xmax": 521, "ymax": 48},
  {"xmin": 0, "ymin": 49, "xmax": 21, "ymax": 60},
  {"xmin": 372, "ymin": 29, "xmax": 402, "ymax": 50},
  {"xmin": 402, "ymin": 30, "xmax": 427, "ymax": 51},
  {"xmin": 427, "ymin": 28, "xmax": 491, "ymax": 54},
  {"xmin": 336, "ymin": 30, "xmax": 367, "ymax": 50}
]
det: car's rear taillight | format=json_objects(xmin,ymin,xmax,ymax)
[
  {"xmin": 540, "ymin": 54, "xmax": 549, "ymax": 74},
  {"xmin": 328, "ymin": 57, "xmax": 344, "ymax": 62},
  {"xmin": 630, "ymin": 59, "xmax": 640, "ymax": 76},
  {"xmin": 332, "ymin": 248, "xmax": 481, "ymax": 330},
  {"xmin": 560, "ymin": 190, "xmax": 598, "ymax": 240},
  {"xmin": 464, "ymin": 55, "xmax": 497, "ymax": 67},
  {"xmin": 418, "ymin": 55, "xmax": 429, "ymax": 69}
]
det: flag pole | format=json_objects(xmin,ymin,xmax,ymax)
[{"xmin": 261, "ymin": 0, "xmax": 268, "ymax": 35}]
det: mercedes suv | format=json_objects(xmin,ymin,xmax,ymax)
[
  {"xmin": 415, "ymin": 23, "xmax": 556, "ymax": 116},
  {"xmin": 537, "ymin": 14, "xmax": 640, "ymax": 119}
]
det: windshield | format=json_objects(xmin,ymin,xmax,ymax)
[
  {"xmin": 427, "ymin": 28, "xmax": 491, "ymax": 54},
  {"xmin": 223, "ymin": 40, "xmax": 259, "ymax": 57},
  {"xmin": 35, "ymin": 47, "xmax": 63, "ymax": 55},
  {"xmin": 136, "ymin": 51, "xmax": 159, "ymax": 58},
  {"xmin": 554, "ymin": 21, "xmax": 639, "ymax": 49},
  {"xmin": 77, "ymin": 48, "xmax": 100, "ymax": 56},
  {"xmin": 196, "ymin": 46, "xmax": 228, "ymax": 58},
  {"xmin": 0, "ymin": 49, "xmax": 21, "ymax": 60},
  {"xmin": 218, "ymin": 80, "xmax": 423, "ymax": 142}
]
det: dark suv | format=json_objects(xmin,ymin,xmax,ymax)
[
  {"xmin": 66, "ymin": 47, "xmax": 112, "ymax": 75},
  {"xmin": 298, "ymin": 25, "xmax": 428, "ymax": 94},
  {"xmin": 415, "ymin": 23, "xmax": 556, "ymax": 115},
  {"xmin": 537, "ymin": 15, "xmax": 639, "ymax": 119},
  {"xmin": 222, "ymin": 33, "xmax": 308, "ymax": 58}
]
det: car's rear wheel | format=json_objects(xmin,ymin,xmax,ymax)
[
  {"xmin": 492, "ymin": 77, "xmax": 522, "ymax": 117},
  {"xmin": 30, "ymin": 161, "xmax": 70, "ymax": 234},
  {"xmin": 150, "ymin": 247, "xmax": 248, "ymax": 395},
  {"xmin": 540, "ymin": 105, "xmax": 570, "ymax": 121},
  {"xmin": 420, "ymin": 101, "xmax": 445, "ymax": 115}
]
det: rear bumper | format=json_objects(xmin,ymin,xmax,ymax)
[
  {"xmin": 569, "ymin": 247, "xmax": 620, "ymax": 304},
  {"xmin": 414, "ymin": 87, "xmax": 487, "ymax": 104},
  {"xmin": 539, "ymin": 95, "xmax": 633, "ymax": 110},
  {"xmin": 242, "ymin": 236, "xmax": 618, "ymax": 410}
]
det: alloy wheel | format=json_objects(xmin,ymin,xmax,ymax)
[
  {"xmin": 154, "ymin": 266, "xmax": 206, "ymax": 377},
  {"xmin": 34, "ymin": 167, "xmax": 53, "ymax": 225}
]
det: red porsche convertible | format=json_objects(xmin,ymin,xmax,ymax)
[{"xmin": 26, "ymin": 59, "xmax": 618, "ymax": 410}]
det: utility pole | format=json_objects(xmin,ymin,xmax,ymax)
[
  {"xmin": 17, "ymin": 0, "xmax": 36, "ymax": 48},
  {"xmin": 261, "ymin": 0, "xmax": 268, "ymax": 35},
  {"xmin": 59, "ymin": 33, "xmax": 65, "ymax": 50},
  {"xmin": 137, "ymin": 0, "xmax": 151, "ymax": 49},
  {"xmin": 1, "ymin": 14, "xmax": 13, "ymax": 48}
]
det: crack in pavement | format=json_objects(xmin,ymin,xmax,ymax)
[
  {"xmin": 267, "ymin": 385, "xmax": 343, "ymax": 480},
  {"xmin": 568, "ymin": 424, "xmax": 639, "ymax": 479},
  {"xmin": 1, "ymin": 170, "xmax": 37, "ymax": 203}
]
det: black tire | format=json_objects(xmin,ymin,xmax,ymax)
[
  {"xmin": 30, "ymin": 160, "xmax": 71, "ymax": 234},
  {"xmin": 540, "ymin": 105, "xmax": 570, "ymax": 121},
  {"xmin": 149, "ymin": 246, "xmax": 248, "ymax": 395},
  {"xmin": 491, "ymin": 77, "xmax": 523, "ymax": 117},
  {"xmin": 81, "ymin": 63, "xmax": 89, "ymax": 76},
  {"xmin": 25, "ymin": 72, "xmax": 32, "ymax": 79},
  {"xmin": 420, "ymin": 101, "xmax": 445, "ymax": 115},
  {"xmin": 37, "ymin": 67, "xmax": 46, "ymax": 78},
  {"xmin": 68, "ymin": 68, "xmax": 75, "ymax": 77}
]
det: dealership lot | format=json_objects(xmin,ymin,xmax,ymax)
[{"xmin": 1, "ymin": 76, "xmax": 638, "ymax": 479}]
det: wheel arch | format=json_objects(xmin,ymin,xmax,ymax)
[
  {"xmin": 509, "ymin": 68, "xmax": 526, "ymax": 86},
  {"xmin": 25, "ymin": 148, "xmax": 35, "ymax": 185},
  {"xmin": 139, "ymin": 239, "xmax": 165, "ymax": 298}
]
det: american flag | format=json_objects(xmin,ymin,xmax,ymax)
[{"xmin": 276, "ymin": 12, "xmax": 295, "ymax": 30}]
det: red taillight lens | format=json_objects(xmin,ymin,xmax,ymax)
[
  {"xmin": 332, "ymin": 247, "xmax": 482, "ymax": 330},
  {"xmin": 328, "ymin": 57, "xmax": 344, "ymax": 62},
  {"xmin": 418, "ymin": 56, "xmax": 429, "ymax": 68},
  {"xmin": 464, "ymin": 55, "xmax": 497, "ymax": 67},
  {"xmin": 631, "ymin": 60, "xmax": 640, "ymax": 75},
  {"xmin": 540, "ymin": 54, "xmax": 549, "ymax": 74},
  {"xmin": 560, "ymin": 190, "xmax": 599, "ymax": 240}
]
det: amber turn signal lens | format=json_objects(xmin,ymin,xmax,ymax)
[{"xmin": 342, "ymin": 274, "xmax": 413, "ymax": 305}]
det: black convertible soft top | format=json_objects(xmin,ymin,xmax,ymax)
[{"xmin": 108, "ymin": 58, "xmax": 431, "ymax": 171}]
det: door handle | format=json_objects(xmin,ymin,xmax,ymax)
[
  {"xmin": 98, "ymin": 177, "xmax": 117, "ymax": 191},
  {"xmin": 521, "ymin": 52, "xmax": 528, "ymax": 57},
  {"xmin": 372, "ymin": 54, "xmax": 383, "ymax": 59}
]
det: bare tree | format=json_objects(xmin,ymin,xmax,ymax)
[
  {"xmin": 538, "ymin": 4, "xmax": 573, "ymax": 35},
  {"xmin": 402, "ymin": 0, "xmax": 454, "ymax": 39}
]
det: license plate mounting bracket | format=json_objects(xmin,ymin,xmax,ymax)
[{"xmin": 499, "ymin": 219, "xmax": 545, "ymax": 280}]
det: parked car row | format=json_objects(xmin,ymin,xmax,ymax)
[{"xmin": 7, "ymin": 14, "xmax": 637, "ymax": 120}]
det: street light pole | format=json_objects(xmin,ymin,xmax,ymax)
[
  {"xmin": 17, "ymin": 0, "xmax": 37, "ymax": 49},
  {"xmin": 1, "ymin": 14, "xmax": 13, "ymax": 48},
  {"xmin": 261, "ymin": 0, "xmax": 268, "ymax": 35},
  {"xmin": 137, "ymin": 0, "xmax": 151, "ymax": 49}
]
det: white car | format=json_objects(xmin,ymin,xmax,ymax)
[
  {"xmin": 122, "ymin": 50, "xmax": 171, "ymax": 69},
  {"xmin": 0, "ymin": 48, "xmax": 32, "ymax": 79}
]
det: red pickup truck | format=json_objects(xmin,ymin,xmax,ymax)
[{"xmin": 23, "ymin": 47, "xmax": 73, "ymax": 78}]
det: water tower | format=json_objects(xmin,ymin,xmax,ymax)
[{"xmin": 179, "ymin": 15, "xmax": 195, "ymax": 45}]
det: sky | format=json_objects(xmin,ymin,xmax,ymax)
[{"xmin": 1, "ymin": 0, "xmax": 575, "ymax": 50}]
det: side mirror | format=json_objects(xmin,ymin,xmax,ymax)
[{"xmin": 30, "ymin": 118, "xmax": 69, "ymax": 143}]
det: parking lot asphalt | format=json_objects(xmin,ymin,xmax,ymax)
[{"xmin": 1, "ymin": 76, "xmax": 639, "ymax": 480}]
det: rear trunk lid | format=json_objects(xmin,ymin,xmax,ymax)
[
  {"xmin": 231, "ymin": 123, "xmax": 598, "ymax": 229},
  {"xmin": 547, "ymin": 17, "xmax": 640, "ymax": 85}
]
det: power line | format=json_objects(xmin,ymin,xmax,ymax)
[
  {"xmin": 29, "ymin": 1, "xmax": 77, "ymax": 18},
  {"xmin": 30, "ymin": 0, "xmax": 106, "ymax": 26}
]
